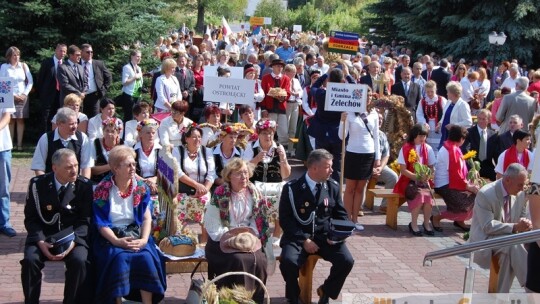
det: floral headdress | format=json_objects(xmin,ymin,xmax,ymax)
[
  {"xmin": 255, "ymin": 119, "xmax": 277, "ymax": 132},
  {"xmin": 180, "ymin": 122, "xmax": 199, "ymax": 134},
  {"xmin": 101, "ymin": 117, "xmax": 123, "ymax": 131},
  {"xmin": 136, "ymin": 118, "xmax": 159, "ymax": 132},
  {"xmin": 220, "ymin": 123, "xmax": 240, "ymax": 137}
]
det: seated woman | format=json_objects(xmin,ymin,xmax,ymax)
[
  {"xmin": 52, "ymin": 93, "xmax": 88, "ymax": 133},
  {"xmin": 204, "ymin": 158, "xmax": 270, "ymax": 303},
  {"xmin": 213, "ymin": 124, "xmax": 245, "ymax": 186},
  {"xmin": 432, "ymin": 125, "xmax": 480, "ymax": 232},
  {"xmin": 124, "ymin": 101, "xmax": 151, "ymax": 147},
  {"xmin": 93, "ymin": 145, "xmax": 166, "ymax": 303},
  {"xmin": 495, "ymin": 129, "xmax": 534, "ymax": 179},
  {"xmin": 243, "ymin": 119, "xmax": 291, "ymax": 245},
  {"xmin": 134, "ymin": 119, "xmax": 161, "ymax": 195},
  {"xmin": 90, "ymin": 117, "xmax": 124, "ymax": 184},
  {"xmin": 172, "ymin": 124, "xmax": 215, "ymax": 244},
  {"xmin": 158, "ymin": 100, "xmax": 193, "ymax": 150},
  {"xmin": 87, "ymin": 98, "xmax": 123, "ymax": 142},
  {"xmin": 393, "ymin": 124, "xmax": 437, "ymax": 236},
  {"xmin": 200, "ymin": 104, "xmax": 221, "ymax": 147}
]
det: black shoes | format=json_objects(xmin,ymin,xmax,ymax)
[
  {"xmin": 423, "ymin": 223, "xmax": 435, "ymax": 236},
  {"xmin": 430, "ymin": 215, "xmax": 443, "ymax": 232},
  {"xmin": 0, "ymin": 227, "xmax": 16, "ymax": 237},
  {"xmin": 453, "ymin": 221, "xmax": 470, "ymax": 232},
  {"xmin": 408, "ymin": 222, "xmax": 422, "ymax": 236},
  {"xmin": 317, "ymin": 285, "xmax": 329, "ymax": 304}
]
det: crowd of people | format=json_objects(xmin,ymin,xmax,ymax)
[{"xmin": 2, "ymin": 24, "xmax": 540, "ymax": 303}]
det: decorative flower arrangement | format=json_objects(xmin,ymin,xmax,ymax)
[
  {"xmin": 389, "ymin": 160, "xmax": 401, "ymax": 175},
  {"xmin": 463, "ymin": 150, "xmax": 487, "ymax": 187},
  {"xmin": 255, "ymin": 119, "xmax": 277, "ymax": 131},
  {"xmin": 180, "ymin": 122, "xmax": 199, "ymax": 134},
  {"xmin": 101, "ymin": 117, "xmax": 123, "ymax": 131},
  {"xmin": 136, "ymin": 118, "xmax": 159, "ymax": 132}
]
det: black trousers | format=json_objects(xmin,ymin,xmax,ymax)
[
  {"xmin": 20, "ymin": 244, "xmax": 89, "ymax": 304},
  {"xmin": 279, "ymin": 239, "xmax": 354, "ymax": 303},
  {"xmin": 82, "ymin": 92, "xmax": 100, "ymax": 118},
  {"xmin": 41, "ymin": 91, "xmax": 60, "ymax": 133},
  {"xmin": 121, "ymin": 92, "xmax": 140, "ymax": 122}
]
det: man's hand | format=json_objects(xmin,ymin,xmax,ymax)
[
  {"xmin": 303, "ymin": 238, "xmax": 319, "ymax": 254},
  {"xmin": 514, "ymin": 218, "xmax": 533, "ymax": 233},
  {"xmin": 38, "ymin": 240, "xmax": 74, "ymax": 261}
]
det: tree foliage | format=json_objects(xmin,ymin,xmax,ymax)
[
  {"xmin": 366, "ymin": 0, "xmax": 540, "ymax": 64},
  {"xmin": 254, "ymin": 0, "xmax": 289, "ymax": 28}
]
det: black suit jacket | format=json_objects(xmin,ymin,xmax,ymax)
[
  {"xmin": 83, "ymin": 59, "xmax": 112, "ymax": 98},
  {"xmin": 359, "ymin": 74, "xmax": 388, "ymax": 95},
  {"xmin": 487, "ymin": 130, "xmax": 513, "ymax": 167},
  {"xmin": 174, "ymin": 67, "xmax": 196, "ymax": 104},
  {"xmin": 279, "ymin": 174, "xmax": 349, "ymax": 244},
  {"xmin": 58, "ymin": 61, "xmax": 87, "ymax": 105},
  {"xmin": 461, "ymin": 125, "xmax": 496, "ymax": 180},
  {"xmin": 24, "ymin": 173, "xmax": 93, "ymax": 248},
  {"xmin": 430, "ymin": 67, "xmax": 451, "ymax": 98},
  {"xmin": 391, "ymin": 81, "xmax": 421, "ymax": 110},
  {"xmin": 36, "ymin": 57, "xmax": 61, "ymax": 107},
  {"xmin": 295, "ymin": 69, "xmax": 311, "ymax": 88}
]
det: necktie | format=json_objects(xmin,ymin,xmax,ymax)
[
  {"xmin": 180, "ymin": 68, "xmax": 185, "ymax": 81},
  {"xmin": 299, "ymin": 74, "xmax": 305, "ymax": 87},
  {"xmin": 83, "ymin": 62, "xmax": 89, "ymax": 91},
  {"xmin": 479, "ymin": 129, "xmax": 487, "ymax": 161},
  {"xmin": 56, "ymin": 59, "xmax": 62, "ymax": 91},
  {"xmin": 58, "ymin": 185, "xmax": 66, "ymax": 202},
  {"xmin": 428, "ymin": 71, "xmax": 431, "ymax": 81},
  {"xmin": 314, "ymin": 183, "xmax": 322, "ymax": 202},
  {"xmin": 503, "ymin": 195, "xmax": 511, "ymax": 223},
  {"xmin": 404, "ymin": 82, "xmax": 409, "ymax": 95}
]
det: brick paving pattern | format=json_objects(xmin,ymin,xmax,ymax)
[{"xmin": 0, "ymin": 161, "xmax": 522, "ymax": 303}]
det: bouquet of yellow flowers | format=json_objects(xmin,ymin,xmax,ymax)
[
  {"xmin": 463, "ymin": 150, "xmax": 487, "ymax": 187},
  {"xmin": 389, "ymin": 160, "xmax": 401, "ymax": 175},
  {"xmin": 408, "ymin": 149, "xmax": 432, "ymax": 184}
]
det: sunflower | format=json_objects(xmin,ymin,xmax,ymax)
[
  {"xmin": 408, "ymin": 149, "xmax": 418, "ymax": 163},
  {"xmin": 462, "ymin": 150, "xmax": 477, "ymax": 160}
]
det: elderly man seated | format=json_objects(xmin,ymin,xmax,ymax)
[{"xmin": 469, "ymin": 163, "xmax": 532, "ymax": 292}]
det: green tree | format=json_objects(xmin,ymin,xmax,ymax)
[{"xmin": 254, "ymin": 0, "xmax": 288, "ymax": 28}]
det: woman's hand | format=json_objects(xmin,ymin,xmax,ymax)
[
  {"xmin": 113, "ymin": 237, "xmax": 136, "ymax": 250},
  {"xmin": 276, "ymin": 145, "xmax": 286, "ymax": 161},
  {"xmin": 466, "ymin": 183, "xmax": 479, "ymax": 194},
  {"xmin": 145, "ymin": 179, "xmax": 158, "ymax": 194},
  {"xmin": 341, "ymin": 112, "xmax": 348, "ymax": 122},
  {"xmin": 192, "ymin": 182, "xmax": 208, "ymax": 198},
  {"xmin": 129, "ymin": 238, "xmax": 148, "ymax": 251},
  {"xmin": 253, "ymin": 150, "xmax": 267, "ymax": 164}
]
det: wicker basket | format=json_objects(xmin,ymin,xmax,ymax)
[{"xmin": 200, "ymin": 271, "xmax": 270, "ymax": 304}]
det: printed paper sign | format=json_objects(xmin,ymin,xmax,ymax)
[
  {"xmin": 324, "ymin": 82, "xmax": 368, "ymax": 113},
  {"xmin": 264, "ymin": 17, "xmax": 272, "ymax": 25},
  {"xmin": 293, "ymin": 25, "xmax": 302, "ymax": 32},
  {"xmin": 203, "ymin": 66, "xmax": 244, "ymax": 81},
  {"xmin": 204, "ymin": 76, "xmax": 255, "ymax": 105},
  {"xmin": 250, "ymin": 17, "xmax": 265, "ymax": 26},
  {"xmin": 0, "ymin": 78, "xmax": 15, "ymax": 109}
]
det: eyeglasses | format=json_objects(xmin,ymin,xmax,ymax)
[{"xmin": 231, "ymin": 170, "xmax": 249, "ymax": 178}]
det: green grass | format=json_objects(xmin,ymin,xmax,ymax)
[{"xmin": 12, "ymin": 145, "xmax": 33, "ymax": 167}]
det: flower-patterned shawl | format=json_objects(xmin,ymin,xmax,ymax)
[
  {"xmin": 210, "ymin": 182, "xmax": 271, "ymax": 245},
  {"xmin": 93, "ymin": 173, "xmax": 150, "ymax": 228}
]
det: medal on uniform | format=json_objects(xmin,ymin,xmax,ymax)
[
  {"xmin": 304, "ymin": 201, "xmax": 309, "ymax": 207},
  {"xmin": 66, "ymin": 205, "xmax": 72, "ymax": 210},
  {"xmin": 300, "ymin": 208, "xmax": 305, "ymax": 214},
  {"xmin": 324, "ymin": 198, "xmax": 329, "ymax": 212},
  {"xmin": 46, "ymin": 205, "xmax": 52, "ymax": 211},
  {"xmin": 302, "ymin": 183, "xmax": 306, "ymax": 189}
]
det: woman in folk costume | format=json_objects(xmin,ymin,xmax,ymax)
[
  {"xmin": 432, "ymin": 125, "xmax": 480, "ymax": 232},
  {"xmin": 495, "ymin": 129, "xmax": 534, "ymax": 179},
  {"xmin": 393, "ymin": 124, "xmax": 437, "ymax": 236}
]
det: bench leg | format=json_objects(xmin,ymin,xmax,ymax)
[
  {"xmin": 385, "ymin": 197, "xmax": 400, "ymax": 230},
  {"xmin": 364, "ymin": 178, "xmax": 378, "ymax": 210},
  {"xmin": 299, "ymin": 255, "xmax": 319, "ymax": 304},
  {"xmin": 488, "ymin": 255, "xmax": 500, "ymax": 293}
]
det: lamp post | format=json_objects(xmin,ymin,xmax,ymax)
[{"xmin": 488, "ymin": 31, "xmax": 507, "ymax": 92}]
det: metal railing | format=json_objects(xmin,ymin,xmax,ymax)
[{"xmin": 423, "ymin": 229, "xmax": 540, "ymax": 293}]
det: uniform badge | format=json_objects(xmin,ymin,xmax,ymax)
[
  {"xmin": 304, "ymin": 202, "xmax": 309, "ymax": 207},
  {"xmin": 46, "ymin": 205, "xmax": 52, "ymax": 211},
  {"xmin": 302, "ymin": 183, "xmax": 306, "ymax": 189},
  {"xmin": 300, "ymin": 208, "xmax": 305, "ymax": 214},
  {"xmin": 66, "ymin": 205, "xmax": 72, "ymax": 210}
]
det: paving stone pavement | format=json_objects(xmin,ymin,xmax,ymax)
[{"xmin": 0, "ymin": 161, "xmax": 523, "ymax": 303}]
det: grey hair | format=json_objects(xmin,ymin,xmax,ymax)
[
  {"xmin": 446, "ymin": 81, "xmax": 463, "ymax": 97},
  {"xmin": 307, "ymin": 149, "xmax": 333, "ymax": 168},
  {"xmin": 503, "ymin": 163, "xmax": 527, "ymax": 178},
  {"xmin": 293, "ymin": 57, "xmax": 305, "ymax": 66},
  {"xmin": 509, "ymin": 114, "xmax": 523, "ymax": 124},
  {"xmin": 515, "ymin": 77, "xmax": 529, "ymax": 90},
  {"xmin": 56, "ymin": 107, "xmax": 77, "ymax": 124},
  {"xmin": 51, "ymin": 148, "xmax": 77, "ymax": 166}
]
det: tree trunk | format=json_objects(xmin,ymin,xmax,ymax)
[{"xmin": 196, "ymin": 0, "xmax": 205, "ymax": 34}]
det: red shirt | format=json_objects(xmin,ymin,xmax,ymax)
[
  {"xmin": 260, "ymin": 73, "xmax": 291, "ymax": 112},
  {"xmin": 527, "ymin": 80, "xmax": 540, "ymax": 95},
  {"xmin": 192, "ymin": 67, "xmax": 204, "ymax": 90}
]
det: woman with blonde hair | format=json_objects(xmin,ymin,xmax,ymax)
[
  {"xmin": 0, "ymin": 46, "xmax": 33, "ymax": 150},
  {"xmin": 52, "ymin": 93, "xmax": 88, "ymax": 133},
  {"xmin": 451, "ymin": 63, "xmax": 467, "ymax": 82},
  {"xmin": 154, "ymin": 58, "xmax": 181, "ymax": 113}
]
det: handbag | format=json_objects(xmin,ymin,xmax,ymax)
[
  {"xmin": 404, "ymin": 180, "xmax": 419, "ymax": 200},
  {"xmin": 185, "ymin": 261, "xmax": 205, "ymax": 304},
  {"xmin": 178, "ymin": 181, "xmax": 196, "ymax": 195},
  {"xmin": 111, "ymin": 223, "xmax": 141, "ymax": 239}
]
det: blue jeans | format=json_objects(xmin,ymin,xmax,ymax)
[{"xmin": 0, "ymin": 150, "xmax": 12, "ymax": 229}]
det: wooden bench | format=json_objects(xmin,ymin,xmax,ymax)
[
  {"xmin": 364, "ymin": 177, "xmax": 379, "ymax": 210},
  {"xmin": 166, "ymin": 254, "xmax": 320, "ymax": 304},
  {"xmin": 366, "ymin": 188, "xmax": 442, "ymax": 230}
]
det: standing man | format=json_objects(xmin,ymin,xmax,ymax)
[
  {"xmin": 21, "ymin": 149, "xmax": 93, "ymax": 303},
  {"xmin": 461, "ymin": 109, "xmax": 496, "ymax": 181},
  {"xmin": 36, "ymin": 43, "xmax": 66, "ymax": 133},
  {"xmin": 469, "ymin": 163, "xmax": 531, "ymax": 292},
  {"xmin": 79, "ymin": 44, "xmax": 112, "ymax": 118},
  {"xmin": 391, "ymin": 67, "xmax": 422, "ymax": 113},
  {"xmin": 360, "ymin": 61, "xmax": 387, "ymax": 95},
  {"xmin": 57, "ymin": 45, "xmax": 86, "ymax": 107},
  {"xmin": 260, "ymin": 59, "xmax": 291, "ymax": 145},
  {"xmin": 496, "ymin": 77, "xmax": 536, "ymax": 133},
  {"xmin": 275, "ymin": 38, "xmax": 295, "ymax": 62},
  {"xmin": 0, "ymin": 101, "xmax": 15, "ymax": 237},
  {"xmin": 394, "ymin": 54, "xmax": 410, "ymax": 83},
  {"xmin": 430, "ymin": 59, "xmax": 452, "ymax": 98},
  {"xmin": 174, "ymin": 53, "xmax": 196, "ymax": 118},
  {"xmin": 279, "ymin": 149, "xmax": 354, "ymax": 304}
]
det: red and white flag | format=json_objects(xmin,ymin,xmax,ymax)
[{"xmin": 222, "ymin": 16, "xmax": 232, "ymax": 41}]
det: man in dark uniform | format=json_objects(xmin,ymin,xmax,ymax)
[
  {"xmin": 21, "ymin": 149, "xmax": 93, "ymax": 304},
  {"xmin": 279, "ymin": 149, "xmax": 354, "ymax": 304}
]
